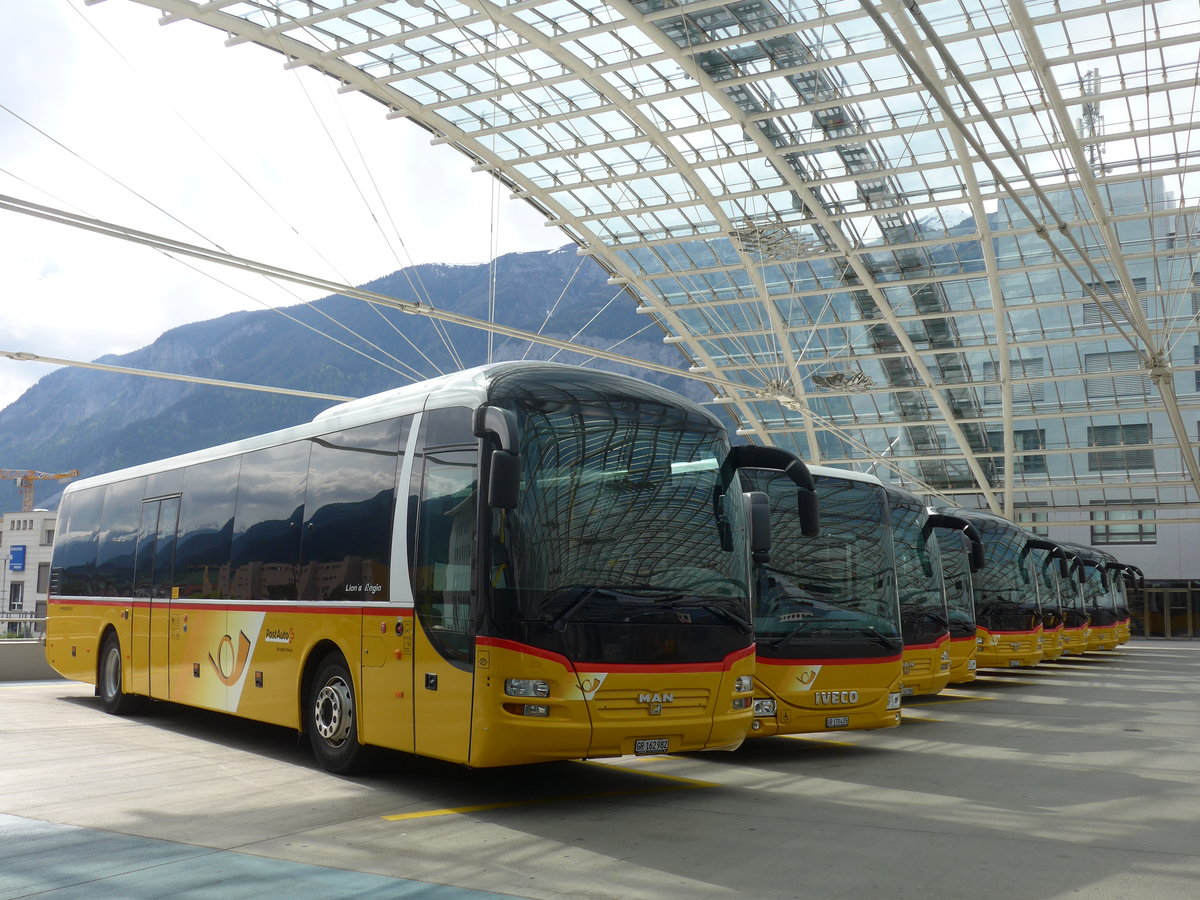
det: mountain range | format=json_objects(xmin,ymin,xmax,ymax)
[{"xmin": 0, "ymin": 246, "xmax": 708, "ymax": 512}]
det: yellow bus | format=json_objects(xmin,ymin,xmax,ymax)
[
  {"xmin": 739, "ymin": 466, "xmax": 902, "ymax": 736},
  {"xmin": 1025, "ymin": 539, "xmax": 1072, "ymax": 662},
  {"xmin": 928, "ymin": 510, "xmax": 986, "ymax": 684},
  {"xmin": 948, "ymin": 510, "xmax": 1044, "ymax": 670},
  {"xmin": 1108, "ymin": 562, "xmax": 1141, "ymax": 645},
  {"xmin": 46, "ymin": 363, "xmax": 816, "ymax": 772},
  {"xmin": 885, "ymin": 486, "xmax": 952, "ymax": 697},
  {"xmin": 1059, "ymin": 542, "xmax": 1120, "ymax": 652},
  {"xmin": 1056, "ymin": 552, "xmax": 1091, "ymax": 656}
]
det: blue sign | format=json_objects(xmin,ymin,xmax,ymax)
[{"xmin": 8, "ymin": 545, "xmax": 25, "ymax": 572}]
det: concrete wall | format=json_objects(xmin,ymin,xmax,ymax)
[{"xmin": 0, "ymin": 642, "xmax": 65, "ymax": 682}]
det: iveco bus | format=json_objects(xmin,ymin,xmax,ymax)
[
  {"xmin": 946, "ymin": 509, "xmax": 1043, "ymax": 669},
  {"xmin": 1059, "ymin": 542, "xmax": 1120, "ymax": 651},
  {"xmin": 46, "ymin": 363, "xmax": 818, "ymax": 772},
  {"xmin": 739, "ymin": 466, "xmax": 902, "ymax": 736},
  {"xmin": 928, "ymin": 510, "xmax": 985, "ymax": 684},
  {"xmin": 884, "ymin": 486, "xmax": 952, "ymax": 696},
  {"xmin": 1025, "ymin": 539, "xmax": 1072, "ymax": 662}
]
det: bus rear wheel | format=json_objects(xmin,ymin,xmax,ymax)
[
  {"xmin": 98, "ymin": 633, "xmax": 140, "ymax": 715},
  {"xmin": 308, "ymin": 655, "xmax": 367, "ymax": 774}
]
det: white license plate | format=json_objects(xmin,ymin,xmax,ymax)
[
  {"xmin": 825, "ymin": 716, "xmax": 849, "ymax": 728},
  {"xmin": 635, "ymin": 738, "xmax": 669, "ymax": 755},
  {"xmin": 1008, "ymin": 659, "xmax": 1023, "ymax": 668}
]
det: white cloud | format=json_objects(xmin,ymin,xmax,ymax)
[{"xmin": 0, "ymin": 0, "xmax": 561, "ymax": 410}]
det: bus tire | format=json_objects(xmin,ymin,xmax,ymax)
[
  {"xmin": 97, "ymin": 632, "xmax": 140, "ymax": 715},
  {"xmin": 308, "ymin": 655, "xmax": 367, "ymax": 774}
]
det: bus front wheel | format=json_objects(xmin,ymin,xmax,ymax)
[
  {"xmin": 98, "ymin": 632, "xmax": 140, "ymax": 715},
  {"xmin": 308, "ymin": 655, "xmax": 367, "ymax": 774}
]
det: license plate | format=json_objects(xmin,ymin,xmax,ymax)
[
  {"xmin": 1008, "ymin": 659, "xmax": 1023, "ymax": 668},
  {"xmin": 825, "ymin": 716, "xmax": 849, "ymax": 728},
  {"xmin": 635, "ymin": 738, "xmax": 669, "ymax": 755}
]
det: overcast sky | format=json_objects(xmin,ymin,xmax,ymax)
[{"xmin": 0, "ymin": 0, "xmax": 562, "ymax": 412}]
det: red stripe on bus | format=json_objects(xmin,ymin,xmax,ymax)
[
  {"xmin": 904, "ymin": 633, "xmax": 951, "ymax": 651},
  {"xmin": 49, "ymin": 596, "xmax": 413, "ymax": 617}
]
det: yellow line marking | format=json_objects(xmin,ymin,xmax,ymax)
[{"xmin": 382, "ymin": 763, "xmax": 714, "ymax": 821}]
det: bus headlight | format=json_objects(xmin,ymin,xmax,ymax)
[
  {"xmin": 734, "ymin": 675, "xmax": 754, "ymax": 693},
  {"xmin": 505, "ymin": 679, "xmax": 550, "ymax": 698},
  {"xmin": 753, "ymin": 698, "xmax": 777, "ymax": 716},
  {"xmin": 886, "ymin": 692, "xmax": 902, "ymax": 711},
  {"xmin": 732, "ymin": 696, "xmax": 751, "ymax": 710},
  {"xmin": 976, "ymin": 636, "xmax": 984, "ymax": 646},
  {"xmin": 521, "ymin": 704, "xmax": 550, "ymax": 717}
]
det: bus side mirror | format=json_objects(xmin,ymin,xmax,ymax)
[
  {"xmin": 1058, "ymin": 556, "xmax": 1069, "ymax": 577},
  {"xmin": 745, "ymin": 491, "xmax": 771, "ymax": 564},
  {"xmin": 970, "ymin": 543, "xmax": 985, "ymax": 573},
  {"xmin": 797, "ymin": 489, "xmax": 820, "ymax": 538},
  {"xmin": 488, "ymin": 450, "xmax": 521, "ymax": 509}
]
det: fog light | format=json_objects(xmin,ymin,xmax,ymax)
[
  {"xmin": 753, "ymin": 698, "xmax": 777, "ymax": 716},
  {"xmin": 505, "ymin": 678, "xmax": 550, "ymax": 698},
  {"xmin": 734, "ymin": 675, "xmax": 754, "ymax": 693},
  {"xmin": 886, "ymin": 692, "xmax": 901, "ymax": 710},
  {"xmin": 522, "ymin": 704, "xmax": 550, "ymax": 717},
  {"xmin": 751, "ymin": 719, "xmax": 762, "ymax": 731}
]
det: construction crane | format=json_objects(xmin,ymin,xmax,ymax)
[{"xmin": 0, "ymin": 469, "xmax": 80, "ymax": 512}]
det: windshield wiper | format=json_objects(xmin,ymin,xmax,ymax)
[{"xmin": 546, "ymin": 587, "xmax": 605, "ymax": 633}]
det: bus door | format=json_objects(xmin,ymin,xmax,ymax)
[
  {"xmin": 132, "ymin": 496, "xmax": 180, "ymax": 698},
  {"xmin": 410, "ymin": 418, "xmax": 478, "ymax": 764}
]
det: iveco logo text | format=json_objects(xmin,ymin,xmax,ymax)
[
  {"xmin": 638, "ymin": 693, "xmax": 674, "ymax": 704},
  {"xmin": 815, "ymin": 690, "xmax": 859, "ymax": 706}
]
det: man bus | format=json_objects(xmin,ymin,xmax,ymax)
[{"xmin": 46, "ymin": 363, "xmax": 818, "ymax": 772}]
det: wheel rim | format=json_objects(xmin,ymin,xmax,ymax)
[
  {"xmin": 101, "ymin": 645, "xmax": 121, "ymax": 700},
  {"xmin": 313, "ymin": 676, "xmax": 354, "ymax": 746}
]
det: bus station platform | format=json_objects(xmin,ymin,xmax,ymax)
[{"xmin": 3, "ymin": 639, "xmax": 1199, "ymax": 899}]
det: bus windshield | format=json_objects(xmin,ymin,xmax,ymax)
[
  {"xmin": 972, "ymin": 521, "xmax": 1040, "ymax": 628},
  {"xmin": 933, "ymin": 528, "xmax": 976, "ymax": 637},
  {"xmin": 488, "ymin": 376, "xmax": 749, "ymax": 664},
  {"xmin": 744, "ymin": 470, "xmax": 901, "ymax": 654},
  {"xmin": 887, "ymin": 494, "xmax": 948, "ymax": 645}
]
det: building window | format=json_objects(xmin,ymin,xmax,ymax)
[
  {"xmin": 1016, "ymin": 504, "xmax": 1050, "ymax": 537},
  {"xmin": 987, "ymin": 429, "xmax": 1048, "ymax": 475},
  {"xmin": 41, "ymin": 527, "xmax": 54, "ymax": 546},
  {"xmin": 1085, "ymin": 350, "xmax": 1149, "ymax": 399},
  {"xmin": 1083, "ymin": 278, "xmax": 1148, "ymax": 325},
  {"xmin": 981, "ymin": 358, "xmax": 1044, "ymax": 405},
  {"xmin": 1091, "ymin": 501, "xmax": 1156, "ymax": 545},
  {"xmin": 37, "ymin": 563, "xmax": 50, "ymax": 594},
  {"xmin": 1088, "ymin": 423, "xmax": 1153, "ymax": 472},
  {"xmin": 8, "ymin": 582, "xmax": 23, "ymax": 611}
]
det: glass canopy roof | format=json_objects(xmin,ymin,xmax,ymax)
[{"xmin": 124, "ymin": 0, "xmax": 1200, "ymax": 521}]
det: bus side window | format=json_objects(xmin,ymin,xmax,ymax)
[
  {"xmin": 54, "ymin": 486, "xmax": 106, "ymax": 597},
  {"xmin": 230, "ymin": 443, "xmax": 311, "ymax": 602},
  {"xmin": 300, "ymin": 417, "xmax": 408, "ymax": 602},
  {"xmin": 176, "ymin": 456, "xmax": 241, "ymax": 600},
  {"xmin": 96, "ymin": 478, "xmax": 146, "ymax": 598}
]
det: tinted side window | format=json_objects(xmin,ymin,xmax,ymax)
[
  {"xmin": 53, "ymin": 486, "xmax": 105, "ymax": 596},
  {"xmin": 95, "ymin": 478, "xmax": 146, "ymax": 597},
  {"xmin": 176, "ymin": 456, "xmax": 241, "ymax": 600},
  {"xmin": 300, "ymin": 418, "xmax": 408, "ymax": 602},
  {"xmin": 231, "ymin": 442, "xmax": 310, "ymax": 601}
]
